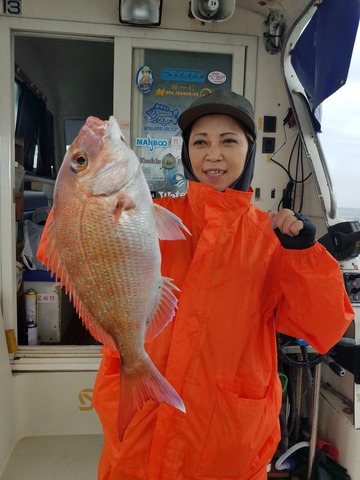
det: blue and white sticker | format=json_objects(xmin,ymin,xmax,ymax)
[
  {"xmin": 171, "ymin": 173, "xmax": 186, "ymax": 188},
  {"xmin": 135, "ymin": 135, "xmax": 169, "ymax": 152},
  {"xmin": 160, "ymin": 68, "xmax": 206, "ymax": 83},
  {"xmin": 136, "ymin": 65, "xmax": 154, "ymax": 95}
]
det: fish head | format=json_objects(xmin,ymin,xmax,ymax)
[{"xmin": 55, "ymin": 116, "xmax": 139, "ymax": 202}]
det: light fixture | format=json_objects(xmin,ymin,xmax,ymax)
[
  {"xmin": 119, "ymin": 0, "xmax": 163, "ymax": 26},
  {"xmin": 190, "ymin": 0, "xmax": 235, "ymax": 23}
]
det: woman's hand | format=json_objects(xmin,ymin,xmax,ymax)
[
  {"xmin": 268, "ymin": 209, "xmax": 316, "ymax": 249},
  {"xmin": 268, "ymin": 209, "xmax": 303, "ymax": 237}
]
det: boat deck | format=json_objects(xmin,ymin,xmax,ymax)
[{"xmin": 1, "ymin": 435, "xmax": 103, "ymax": 480}]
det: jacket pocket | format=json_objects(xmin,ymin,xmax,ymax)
[{"xmin": 195, "ymin": 379, "xmax": 279, "ymax": 478}]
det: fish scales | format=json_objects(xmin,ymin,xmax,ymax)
[
  {"xmin": 37, "ymin": 115, "xmax": 188, "ymax": 440},
  {"xmin": 58, "ymin": 195, "xmax": 159, "ymax": 353}
]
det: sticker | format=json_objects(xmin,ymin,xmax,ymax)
[
  {"xmin": 135, "ymin": 135, "xmax": 169, "ymax": 151},
  {"xmin": 136, "ymin": 65, "xmax": 154, "ymax": 95},
  {"xmin": 78, "ymin": 388, "xmax": 94, "ymax": 411},
  {"xmin": 170, "ymin": 136, "xmax": 183, "ymax": 152},
  {"xmin": 208, "ymin": 71, "xmax": 227, "ymax": 85},
  {"xmin": 200, "ymin": 87, "xmax": 213, "ymax": 96},
  {"xmin": 141, "ymin": 163, "xmax": 165, "ymax": 183},
  {"xmin": 37, "ymin": 294, "xmax": 57, "ymax": 303},
  {"xmin": 161, "ymin": 68, "xmax": 206, "ymax": 83},
  {"xmin": 154, "ymin": 87, "xmax": 212, "ymax": 98},
  {"xmin": 161, "ymin": 153, "xmax": 177, "ymax": 171},
  {"xmin": 144, "ymin": 125, "xmax": 178, "ymax": 132},
  {"xmin": 171, "ymin": 173, "xmax": 186, "ymax": 188},
  {"xmin": 156, "ymin": 190, "xmax": 187, "ymax": 198},
  {"xmin": 144, "ymin": 103, "xmax": 179, "ymax": 126}
]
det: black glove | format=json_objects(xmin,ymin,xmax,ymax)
[{"xmin": 274, "ymin": 212, "xmax": 316, "ymax": 250}]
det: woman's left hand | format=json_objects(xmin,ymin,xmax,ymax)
[
  {"xmin": 268, "ymin": 209, "xmax": 303, "ymax": 237},
  {"xmin": 268, "ymin": 209, "xmax": 316, "ymax": 249}
]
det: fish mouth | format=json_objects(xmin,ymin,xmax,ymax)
[
  {"xmin": 105, "ymin": 116, "xmax": 127, "ymax": 145},
  {"xmin": 88, "ymin": 116, "xmax": 137, "ymax": 196}
]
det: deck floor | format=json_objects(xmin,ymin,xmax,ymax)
[
  {"xmin": 1, "ymin": 434, "xmax": 303, "ymax": 479},
  {"xmin": 1, "ymin": 435, "xmax": 103, "ymax": 480}
]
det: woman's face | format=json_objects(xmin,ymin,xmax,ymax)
[{"xmin": 188, "ymin": 114, "xmax": 249, "ymax": 192}]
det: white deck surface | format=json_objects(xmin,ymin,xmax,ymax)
[{"xmin": 1, "ymin": 435, "xmax": 103, "ymax": 480}]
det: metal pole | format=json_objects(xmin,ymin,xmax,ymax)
[{"xmin": 307, "ymin": 363, "xmax": 321, "ymax": 479}]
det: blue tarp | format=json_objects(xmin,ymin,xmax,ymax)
[{"xmin": 291, "ymin": 0, "xmax": 359, "ymax": 114}]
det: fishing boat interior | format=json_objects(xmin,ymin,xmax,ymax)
[{"xmin": 0, "ymin": 0, "xmax": 359, "ymax": 478}]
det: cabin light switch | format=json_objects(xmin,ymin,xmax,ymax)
[
  {"xmin": 263, "ymin": 116, "xmax": 277, "ymax": 132},
  {"xmin": 262, "ymin": 137, "xmax": 275, "ymax": 154}
]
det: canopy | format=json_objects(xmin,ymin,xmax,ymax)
[{"xmin": 291, "ymin": 0, "xmax": 359, "ymax": 117}]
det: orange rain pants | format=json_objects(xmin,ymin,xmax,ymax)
[{"xmin": 89, "ymin": 182, "xmax": 353, "ymax": 479}]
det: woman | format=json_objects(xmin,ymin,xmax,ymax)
[{"xmin": 93, "ymin": 90, "xmax": 353, "ymax": 480}]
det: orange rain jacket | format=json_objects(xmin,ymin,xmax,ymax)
[{"xmin": 92, "ymin": 181, "xmax": 353, "ymax": 480}]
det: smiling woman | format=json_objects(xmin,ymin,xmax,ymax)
[
  {"xmin": 178, "ymin": 89, "xmax": 257, "ymax": 193},
  {"xmin": 188, "ymin": 114, "xmax": 249, "ymax": 191}
]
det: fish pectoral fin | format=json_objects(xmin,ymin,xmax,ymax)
[
  {"xmin": 153, "ymin": 203, "xmax": 191, "ymax": 240},
  {"xmin": 114, "ymin": 194, "xmax": 136, "ymax": 223},
  {"xmin": 145, "ymin": 277, "xmax": 179, "ymax": 343}
]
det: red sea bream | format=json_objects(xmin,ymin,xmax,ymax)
[{"xmin": 37, "ymin": 116, "xmax": 188, "ymax": 440}]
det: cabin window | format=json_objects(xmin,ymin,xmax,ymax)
[
  {"xmin": 14, "ymin": 80, "xmax": 21, "ymax": 127},
  {"xmin": 64, "ymin": 119, "xmax": 86, "ymax": 149},
  {"xmin": 131, "ymin": 48, "xmax": 233, "ymax": 197},
  {"xmin": 14, "ymin": 79, "xmax": 55, "ymax": 177},
  {"xmin": 14, "ymin": 35, "xmax": 114, "ymax": 349}
]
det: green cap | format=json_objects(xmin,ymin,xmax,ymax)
[{"xmin": 178, "ymin": 89, "xmax": 257, "ymax": 138}]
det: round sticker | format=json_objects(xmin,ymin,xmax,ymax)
[
  {"xmin": 207, "ymin": 71, "xmax": 227, "ymax": 85},
  {"xmin": 136, "ymin": 65, "xmax": 154, "ymax": 94}
]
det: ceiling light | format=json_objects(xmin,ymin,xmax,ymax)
[{"xmin": 119, "ymin": 0, "xmax": 163, "ymax": 26}]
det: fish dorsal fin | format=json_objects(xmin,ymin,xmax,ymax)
[
  {"xmin": 153, "ymin": 203, "xmax": 191, "ymax": 240},
  {"xmin": 37, "ymin": 209, "xmax": 117, "ymax": 351},
  {"xmin": 145, "ymin": 277, "xmax": 179, "ymax": 343}
]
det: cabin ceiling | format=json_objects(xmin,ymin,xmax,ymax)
[
  {"xmin": 236, "ymin": 0, "xmax": 305, "ymax": 18},
  {"xmin": 13, "ymin": 0, "xmax": 311, "ymax": 125},
  {"xmin": 14, "ymin": 36, "xmax": 114, "ymax": 121}
]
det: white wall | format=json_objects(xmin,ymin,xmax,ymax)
[
  {"xmin": 0, "ymin": 308, "xmax": 15, "ymax": 476},
  {"xmin": 12, "ymin": 371, "xmax": 102, "ymax": 438}
]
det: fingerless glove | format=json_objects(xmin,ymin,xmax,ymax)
[{"xmin": 274, "ymin": 212, "xmax": 316, "ymax": 250}]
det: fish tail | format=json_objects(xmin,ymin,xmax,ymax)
[{"xmin": 118, "ymin": 358, "xmax": 185, "ymax": 441}]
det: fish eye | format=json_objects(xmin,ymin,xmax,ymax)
[{"xmin": 71, "ymin": 151, "xmax": 88, "ymax": 173}]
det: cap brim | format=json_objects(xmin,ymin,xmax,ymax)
[{"xmin": 178, "ymin": 103, "xmax": 256, "ymax": 137}]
